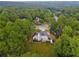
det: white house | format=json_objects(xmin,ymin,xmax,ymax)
[
  {"xmin": 33, "ymin": 31, "xmax": 54, "ymax": 44},
  {"xmin": 54, "ymin": 14, "xmax": 58, "ymax": 22}
]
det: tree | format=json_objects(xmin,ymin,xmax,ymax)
[
  {"xmin": 0, "ymin": 19, "xmax": 34, "ymax": 56},
  {"xmin": 3, "ymin": 20, "xmax": 28, "ymax": 56},
  {"xmin": 62, "ymin": 25, "xmax": 73, "ymax": 37},
  {"xmin": 72, "ymin": 36, "xmax": 79, "ymax": 56},
  {"xmin": 53, "ymin": 34, "xmax": 76, "ymax": 57}
]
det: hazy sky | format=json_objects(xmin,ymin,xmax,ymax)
[{"xmin": 0, "ymin": 0, "xmax": 78, "ymax": 1}]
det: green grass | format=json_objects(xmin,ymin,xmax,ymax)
[{"xmin": 22, "ymin": 42, "xmax": 54, "ymax": 57}]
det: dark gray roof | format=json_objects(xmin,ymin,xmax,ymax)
[{"xmin": 39, "ymin": 31, "xmax": 48, "ymax": 36}]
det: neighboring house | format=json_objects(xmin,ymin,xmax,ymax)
[
  {"xmin": 34, "ymin": 16, "xmax": 41, "ymax": 25},
  {"xmin": 55, "ymin": 27, "xmax": 62, "ymax": 37},
  {"xmin": 50, "ymin": 26, "xmax": 62, "ymax": 38},
  {"xmin": 54, "ymin": 14, "xmax": 58, "ymax": 22},
  {"xmin": 32, "ymin": 31, "xmax": 54, "ymax": 44},
  {"xmin": 35, "ymin": 16, "xmax": 40, "ymax": 22}
]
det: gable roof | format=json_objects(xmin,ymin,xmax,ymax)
[{"xmin": 39, "ymin": 31, "xmax": 48, "ymax": 36}]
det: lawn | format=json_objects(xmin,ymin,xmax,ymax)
[{"xmin": 22, "ymin": 42, "xmax": 54, "ymax": 57}]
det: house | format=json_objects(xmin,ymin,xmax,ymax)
[
  {"xmin": 50, "ymin": 26, "xmax": 62, "ymax": 38},
  {"xmin": 35, "ymin": 16, "xmax": 40, "ymax": 22},
  {"xmin": 34, "ymin": 16, "xmax": 41, "ymax": 25},
  {"xmin": 54, "ymin": 14, "xmax": 58, "ymax": 22},
  {"xmin": 32, "ymin": 31, "xmax": 54, "ymax": 44},
  {"xmin": 55, "ymin": 27, "xmax": 62, "ymax": 37}
]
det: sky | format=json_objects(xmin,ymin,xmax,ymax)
[{"xmin": 0, "ymin": 0, "xmax": 78, "ymax": 1}]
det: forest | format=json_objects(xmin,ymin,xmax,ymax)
[{"xmin": 0, "ymin": 5, "xmax": 79, "ymax": 57}]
